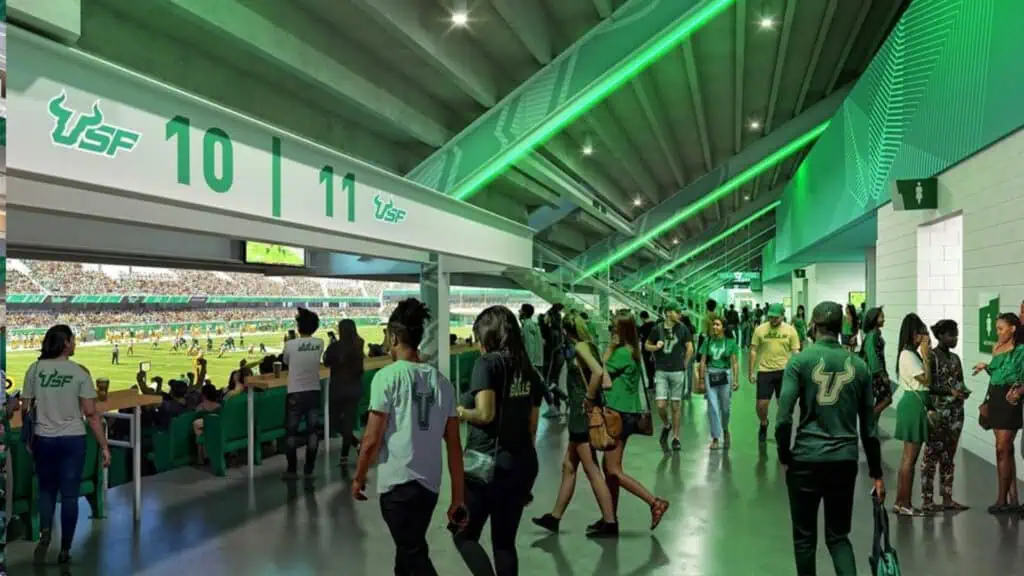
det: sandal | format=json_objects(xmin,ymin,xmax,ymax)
[
  {"xmin": 892, "ymin": 505, "xmax": 927, "ymax": 516},
  {"xmin": 942, "ymin": 501, "xmax": 970, "ymax": 512},
  {"xmin": 650, "ymin": 498, "xmax": 670, "ymax": 530},
  {"xmin": 921, "ymin": 502, "xmax": 944, "ymax": 514},
  {"xmin": 709, "ymin": 439, "xmax": 720, "ymax": 450}
]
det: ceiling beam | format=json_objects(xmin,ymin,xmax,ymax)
[
  {"xmin": 632, "ymin": 76, "xmax": 685, "ymax": 186},
  {"xmin": 406, "ymin": 0, "xmax": 734, "ymax": 200},
  {"xmin": 351, "ymin": 0, "xmax": 498, "ymax": 107},
  {"xmin": 734, "ymin": 0, "xmax": 746, "ymax": 155},
  {"xmin": 770, "ymin": 0, "xmax": 837, "ymax": 190},
  {"xmin": 584, "ymin": 111, "xmax": 660, "ymax": 205},
  {"xmin": 659, "ymin": 222, "xmax": 775, "ymax": 290},
  {"xmin": 593, "ymin": 0, "xmax": 614, "ymax": 18},
  {"xmin": 763, "ymin": 0, "xmax": 797, "ymax": 134},
  {"xmin": 491, "ymin": 0, "xmax": 553, "ymax": 65},
  {"xmin": 826, "ymin": 0, "xmax": 871, "ymax": 95},
  {"xmin": 159, "ymin": 0, "xmax": 451, "ymax": 147},
  {"xmin": 682, "ymin": 41, "xmax": 713, "ymax": 173},
  {"xmin": 861, "ymin": 0, "xmax": 906, "ymax": 75},
  {"xmin": 571, "ymin": 86, "xmax": 846, "ymax": 281}
]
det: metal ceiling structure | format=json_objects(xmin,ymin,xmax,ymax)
[{"xmin": 60, "ymin": 0, "xmax": 910, "ymax": 301}]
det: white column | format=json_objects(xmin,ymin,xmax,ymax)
[
  {"xmin": 865, "ymin": 247, "xmax": 878, "ymax": 307},
  {"xmin": 419, "ymin": 254, "xmax": 451, "ymax": 378}
]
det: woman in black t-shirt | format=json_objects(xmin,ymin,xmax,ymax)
[{"xmin": 456, "ymin": 306, "xmax": 544, "ymax": 576}]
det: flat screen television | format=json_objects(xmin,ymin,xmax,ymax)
[{"xmin": 244, "ymin": 242, "xmax": 306, "ymax": 267}]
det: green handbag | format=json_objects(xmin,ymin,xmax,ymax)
[{"xmin": 870, "ymin": 497, "xmax": 901, "ymax": 576}]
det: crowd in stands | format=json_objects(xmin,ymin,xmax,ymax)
[{"xmin": 7, "ymin": 306, "xmax": 380, "ymax": 332}]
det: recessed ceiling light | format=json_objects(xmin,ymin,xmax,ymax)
[
  {"xmin": 582, "ymin": 144, "xmax": 594, "ymax": 156},
  {"xmin": 743, "ymin": 195, "xmax": 751, "ymax": 201},
  {"xmin": 759, "ymin": 17, "xmax": 776, "ymax": 29},
  {"xmin": 633, "ymin": 198, "xmax": 643, "ymax": 207},
  {"xmin": 748, "ymin": 119, "xmax": 762, "ymax": 130},
  {"xmin": 672, "ymin": 238, "xmax": 680, "ymax": 245},
  {"xmin": 451, "ymin": 10, "xmax": 470, "ymax": 27}
]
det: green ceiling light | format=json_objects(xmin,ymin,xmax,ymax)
[
  {"xmin": 631, "ymin": 200, "xmax": 780, "ymax": 290},
  {"xmin": 667, "ymin": 225, "xmax": 775, "ymax": 287},
  {"xmin": 578, "ymin": 119, "xmax": 829, "ymax": 281},
  {"xmin": 451, "ymin": 0, "xmax": 736, "ymax": 201}
]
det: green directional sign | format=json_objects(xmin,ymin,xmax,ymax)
[
  {"xmin": 893, "ymin": 178, "xmax": 938, "ymax": 210},
  {"xmin": 717, "ymin": 271, "xmax": 761, "ymax": 282},
  {"xmin": 978, "ymin": 293, "xmax": 1000, "ymax": 354}
]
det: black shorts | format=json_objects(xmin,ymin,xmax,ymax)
[
  {"xmin": 569, "ymin": 431, "xmax": 590, "ymax": 444},
  {"xmin": 612, "ymin": 410, "xmax": 641, "ymax": 440},
  {"xmin": 986, "ymin": 385, "xmax": 1023, "ymax": 431},
  {"xmin": 757, "ymin": 370, "xmax": 784, "ymax": 400}
]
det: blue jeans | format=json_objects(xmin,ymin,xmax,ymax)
[
  {"xmin": 33, "ymin": 435, "xmax": 87, "ymax": 551},
  {"xmin": 705, "ymin": 370, "xmax": 733, "ymax": 441}
]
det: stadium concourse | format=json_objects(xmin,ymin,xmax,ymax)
[{"xmin": 4, "ymin": 1, "xmax": 1024, "ymax": 575}]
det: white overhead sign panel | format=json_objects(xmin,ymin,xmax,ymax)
[{"xmin": 6, "ymin": 28, "xmax": 533, "ymax": 268}]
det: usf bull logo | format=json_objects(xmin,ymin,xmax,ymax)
[
  {"xmin": 373, "ymin": 194, "xmax": 407, "ymax": 224},
  {"xmin": 48, "ymin": 91, "xmax": 141, "ymax": 157},
  {"xmin": 812, "ymin": 358, "xmax": 856, "ymax": 406}
]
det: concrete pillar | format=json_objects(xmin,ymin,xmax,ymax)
[
  {"xmin": 419, "ymin": 254, "xmax": 450, "ymax": 378},
  {"xmin": 865, "ymin": 246, "xmax": 877, "ymax": 307},
  {"xmin": 9, "ymin": 0, "xmax": 82, "ymax": 44}
]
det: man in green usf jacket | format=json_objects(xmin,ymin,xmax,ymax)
[{"xmin": 776, "ymin": 301, "xmax": 885, "ymax": 576}]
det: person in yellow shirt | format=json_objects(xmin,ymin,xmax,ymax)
[{"xmin": 749, "ymin": 303, "xmax": 801, "ymax": 443}]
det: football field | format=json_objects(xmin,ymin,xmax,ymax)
[{"xmin": 6, "ymin": 325, "xmax": 474, "ymax": 392}]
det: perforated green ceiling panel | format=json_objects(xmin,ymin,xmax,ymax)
[{"xmin": 775, "ymin": 0, "xmax": 1024, "ymax": 262}]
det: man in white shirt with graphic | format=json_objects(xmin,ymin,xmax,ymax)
[{"xmin": 281, "ymin": 307, "xmax": 325, "ymax": 481}]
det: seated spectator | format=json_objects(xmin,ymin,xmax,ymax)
[{"xmin": 193, "ymin": 383, "xmax": 223, "ymax": 463}]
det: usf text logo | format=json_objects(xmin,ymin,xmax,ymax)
[
  {"xmin": 373, "ymin": 194, "xmax": 407, "ymax": 224},
  {"xmin": 48, "ymin": 91, "xmax": 141, "ymax": 158}
]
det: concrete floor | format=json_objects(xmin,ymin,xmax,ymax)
[{"xmin": 7, "ymin": 381, "xmax": 1023, "ymax": 575}]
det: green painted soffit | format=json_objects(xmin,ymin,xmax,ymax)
[
  {"xmin": 405, "ymin": 0, "xmax": 734, "ymax": 201},
  {"xmin": 631, "ymin": 201, "xmax": 781, "ymax": 291},
  {"xmin": 776, "ymin": 0, "xmax": 1024, "ymax": 262},
  {"xmin": 580, "ymin": 121, "xmax": 827, "ymax": 282}
]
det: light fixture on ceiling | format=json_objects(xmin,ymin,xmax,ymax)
[
  {"xmin": 633, "ymin": 198, "xmax": 643, "ymax": 207},
  {"xmin": 743, "ymin": 194, "xmax": 750, "ymax": 201},
  {"xmin": 759, "ymin": 16, "xmax": 776, "ymax": 29},
  {"xmin": 582, "ymin": 144, "xmax": 594, "ymax": 156},
  {"xmin": 450, "ymin": 10, "xmax": 470, "ymax": 28},
  {"xmin": 672, "ymin": 238, "xmax": 680, "ymax": 245},
  {"xmin": 748, "ymin": 119, "xmax": 762, "ymax": 131}
]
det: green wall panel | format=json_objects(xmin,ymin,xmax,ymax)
[{"xmin": 776, "ymin": 0, "xmax": 1024, "ymax": 262}]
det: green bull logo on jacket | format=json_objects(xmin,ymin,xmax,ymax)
[{"xmin": 48, "ymin": 91, "xmax": 141, "ymax": 157}]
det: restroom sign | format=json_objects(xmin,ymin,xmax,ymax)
[
  {"xmin": 893, "ymin": 177, "xmax": 938, "ymax": 210},
  {"xmin": 978, "ymin": 292, "xmax": 999, "ymax": 354}
]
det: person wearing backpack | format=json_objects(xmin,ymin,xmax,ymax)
[{"xmin": 776, "ymin": 302, "xmax": 885, "ymax": 576}]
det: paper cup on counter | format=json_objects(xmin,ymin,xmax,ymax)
[
  {"xmin": 273, "ymin": 362, "xmax": 283, "ymax": 378},
  {"xmin": 96, "ymin": 378, "xmax": 111, "ymax": 401}
]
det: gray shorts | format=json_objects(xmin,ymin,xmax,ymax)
[{"xmin": 655, "ymin": 370, "xmax": 687, "ymax": 401}]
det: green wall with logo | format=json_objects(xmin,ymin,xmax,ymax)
[{"xmin": 775, "ymin": 0, "xmax": 1024, "ymax": 263}]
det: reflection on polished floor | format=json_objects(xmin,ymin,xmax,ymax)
[{"xmin": 7, "ymin": 382, "xmax": 1023, "ymax": 575}]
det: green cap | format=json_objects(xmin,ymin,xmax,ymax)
[
  {"xmin": 811, "ymin": 301, "xmax": 844, "ymax": 328},
  {"xmin": 767, "ymin": 303, "xmax": 785, "ymax": 318}
]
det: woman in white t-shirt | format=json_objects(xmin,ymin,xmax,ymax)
[{"xmin": 892, "ymin": 313, "xmax": 933, "ymax": 516}]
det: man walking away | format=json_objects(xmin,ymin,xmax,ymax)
[
  {"xmin": 750, "ymin": 303, "xmax": 801, "ymax": 443},
  {"xmin": 519, "ymin": 304, "xmax": 545, "ymax": 380},
  {"xmin": 646, "ymin": 304, "xmax": 693, "ymax": 451},
  {"xmin": 726, "ymin": 304, "xmax": 740, "ymax": 340},
  {"xmin": 281, "ymin": 307, "xmax": 325, "ymax": 481},
  {"xmin": 776, "ymin": 301, "xmax": 885, "ymax": 576}
]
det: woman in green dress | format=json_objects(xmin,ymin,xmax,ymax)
[
  {"xmin": 971, "ymin": 312, "xmax": 1024, "ymax": 515},
  {"xmin": 600, "ymin": 313, "xmax": 670, "ymax": 530},
  {"xmin": 793, "ymin": 305, "xmax": 808, "ymax": 348},
  {"xmin": 860, "ymin": 307, "xmax": 894, "ymax": 424},
  {"xmin": 532, "ymin": 314, "xmax": 617, "ymax": 536},
  {"xmin": 892, "ymin": 313, "xmax": 933, "ymax": 516}
]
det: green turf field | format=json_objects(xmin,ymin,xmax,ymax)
[{"xmin": 6, "ymin": 326, "xmax": 474, "ymax": 392}]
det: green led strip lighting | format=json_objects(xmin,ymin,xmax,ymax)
[
  {"xmin": 667, "ymin": 225, "xmax": 775, "ymax": 288},
  {"xmin": 579, "ymin": 120, "xmax": 828, "ymax": 281},
  {"xmin": 631, "ymin": 200, "xmax": 780, "ymax": 291},
  {"xmin": 451, "ymin": 0, "xmax": 735, "ymax": 201}
]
